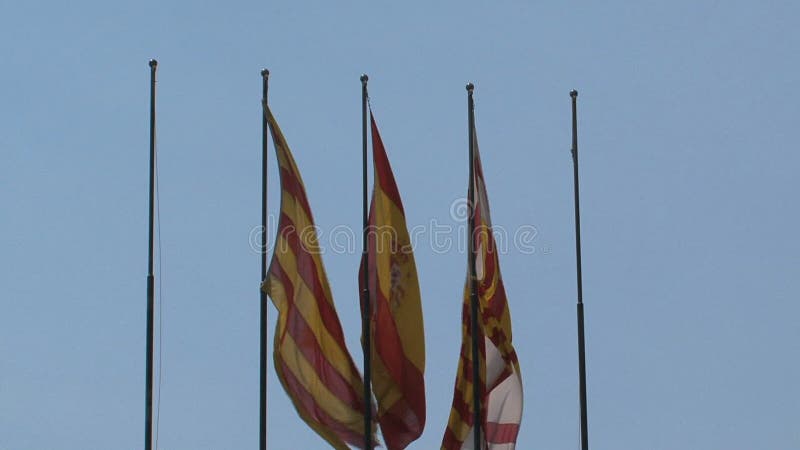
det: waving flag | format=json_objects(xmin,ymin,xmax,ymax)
[
  {"xmin": 442, "ymin": 128, "xmax": 523, "ymax": 450},
  {"xmin": 359, "ymin": 111, "xmax": 426, "ymax": 449},
  {"xmin": 262, "ymin": 106, "xmax": 374, "ymax": 449}
]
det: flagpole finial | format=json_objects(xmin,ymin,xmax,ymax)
[
  {"xmin": 149, "ymin": 59, "xmax": 157, "ymax": 68},
  {"xmin": 570, "ymin": 89, "xmax": 578, "ymax": 98},
  {"xmin": 466, "ymin": 82, "xmax": 475, "ymax": 92},
  {"xmin": 261, "ymin": 68, "xmax": 270, "ymax": 79},
  {"xmin": 360, "ymin": 74, "xmax": 369, "ymax": 84}
]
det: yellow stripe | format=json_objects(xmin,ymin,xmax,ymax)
[{"xmin": 372, "ymin": 186, "xmax": 425, "ymax": 372}]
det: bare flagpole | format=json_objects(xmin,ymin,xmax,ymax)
[
  {"xmin": 570, "ymin": 89, "xmax": 589, "ymax": 450},
  {"xmin": 144, "ymin": 58, "xmax": 157, "ymax": 450}
]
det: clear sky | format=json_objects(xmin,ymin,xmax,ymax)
[{"xmin": 1, "ymin": 1, "xmax": 798, "ymax": 449}]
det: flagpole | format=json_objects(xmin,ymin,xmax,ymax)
[
  {"xmin": 259, "ymin": 68, "xmax": 270, "ymax": 450},
  {"xmin": 360, "ymin": 73, "xmax": 373, "ymax": 450},
  {"xmin": 144, "ymin": 58, "xmax": 157, "ymax": 450},
  {"xmin": 570, "ymin": 89, "xmax": 590, "ymax": 450},
  {"xmin": 466, "ymin": 82, "xmax": 482, "ymax": 449}
]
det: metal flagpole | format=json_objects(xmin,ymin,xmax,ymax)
[
  {"xmin": 360, "ymin": 74, "xmax": 373, "ymax": 450},
  {"xmin": 145, "ymin": 58, "xmax": 157, "ymax": 450},
  {"xmin": 466, "ymin": 82, "xmax": 482, "ymax": 449},
  {"xmin": 570, "ymin": 89, "xmax": 590, "ymax": 450},
  {"xmin": 259, "ymin": 68, "xmax": 270, "ymax": 450}
]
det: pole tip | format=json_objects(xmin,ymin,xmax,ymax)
[
  {"xmin": 466, "ymin": 82, "xmax": 475, "ymax": 92},
  {"xmin": 360, "ymin": 74, "xmax": 369, "ymax": 84},
  {"xmin": 570, "ymin": 89, "xmax": 578, "ymax": 98},
  {"xmin": 261, "ymin": 68, "xmax": 270, "ymax": 79},
  {"xmin": 149, "ymin": 59, "xmax": 157, "ymax": 68}
]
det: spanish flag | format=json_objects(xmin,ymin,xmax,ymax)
[
  {"xmin": 359, "ymin": 110, "xmax": 426, "ymax": 449},
  {"xmin": 442, "ymin": 128, "xmax": 523, "ymax": 450},
  {"xmin": 262, "ymin": 106, "xmax": 374, "ymax": 449}
]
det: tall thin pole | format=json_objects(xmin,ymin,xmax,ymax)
[
  {"xmin": 360, "ymin": 74, "xmax": 373, "ymax": 450},
  {"xmin": 466, "ymin": 82, "xmax": 482, "ymax": 449},
  {"xmin": 570, "ymin": 89, "xmax": 589, "ymax": 450},
  {"xmin": 145, "ymin": 58, "xmax": 157, "ymax": 450},
  {"xmin": 259, "ymin": 68, "xmax": 270, "ymax": 450}
]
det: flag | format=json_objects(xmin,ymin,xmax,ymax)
[
  {"xmin": 262, "ymin": 106, "xmax": 374, "ymax": 449},
  {"xmin": 442, "ymin": 128, "xmax": 523, "ymax": 450},
  {"xmin": 359, "ymin": 111, "xmax": 426, "ymax": 449}
]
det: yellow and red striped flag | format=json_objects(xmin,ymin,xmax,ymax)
[
  {"xmin": 442, "ymin": 128, "xmax": 523, "ymax": 450},
  {"xmin": 359, "ymin": 110, "xmax": 426, "ymax": 449},
  {"xmin": 262, "ymin": 106, "xmax": 374, "ymax": 449}
]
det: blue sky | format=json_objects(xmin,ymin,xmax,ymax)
[{"xmin": 1, "ymin": 1, "xmax": 798, "ymax": 449}]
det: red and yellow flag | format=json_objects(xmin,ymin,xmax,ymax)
[
  {"xmin": 442, "ymin": 129, "xmax": 523, "ymax": 450},
  {"xmin": 359, "ymin": 111, "xmax": 426, "ymax": 449},
  {"xmin": 263, "ymin": 106, "xmax": 374, "ymax": 449}
]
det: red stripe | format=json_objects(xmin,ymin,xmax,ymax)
[
  {"xmin": 358, "ymin": 195, "xmax": 378, "ymax": 320},
  {"xmin": 373, "ymin": 287, "xmax": 426, "ymax": 449},
  {"xmin": 376, "ymin": 393, "xmax": 424, "ymax": 450},
  {"xmin": 450, "ymin": 376, "xmax": 474, "ymax": 426},
  {"xmin": 270, "ymin": 261, "xmax": 364, "ymax": 413},
  {"xmin": 444, "ymin": 343, "xmax": 492, "ymax": 448},
  {"xmin": 370, "ymin": 113, "xmax": 404, "ymax": 210},
  {"xmin": 482, "ymin": 282, "xmax": 507, "ymax": 322},
  {"xmin": 486, "ymin": 421, "xmax": 520, "ymax": 444},
  {"xmin": 489, "ymin": 367, "xmax": 513, "ymax": 392},
  {"xmin": 358, "ymin": 225, "xmax": 426, "ymax": 448},
  {"xmin": 458, "ymin": 339, "xmax": 486, "ymax": 383},
  {"xmin": 373, "ymin": 286, "xmax": 425, "ymax": 408},
  {"xmin": 477, "ymin": 241, "xmax": 497, "ymax": 290},
  {"xmin": 455, "ymin": 353, "xmax": 486, "ymax": 397},
  {"xmin": 278, "ymin": 358, "xmax": 365, "ymax": 448},
  {"xmin": 445, "ymin": 384, "xmax": 474, "ymax": 448},
  {"xmin": 278, "ymin": 166, "xmax": 315, "ymax": 227},
  {"xmin": 472, "ymin": 140, "xmax": 486, "ymax": 183},
  {"xmin": 486, "ymin": 327, "xmax": 512, "ymax": 359},
  {"xmin": 449, "ymin": 334, "xmax": 488, "ymax": 430}
]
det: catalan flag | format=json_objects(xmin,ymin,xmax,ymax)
[
  {"xmin": 359, "ymin": 110, "xmax": 426, "ymax": 449},
  {"xmin": 442, "ymin": 128, "xmax": 523, "ymax": 450},
  {"xmin": 262, "ymin": 106, "xmax": 374, "ymax": 449}
]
